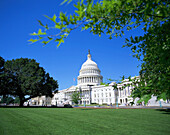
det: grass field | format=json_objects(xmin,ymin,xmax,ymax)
[{"xmin": 0, "ymin": 108, "xmax": 170, "ymax": 135}]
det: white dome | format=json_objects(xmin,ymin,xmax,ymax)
[
  {"xmin": 80, "ymin": 53, "xmax": 99, "ymax": 71},
  {"xmin": 77, "ymin": 50, "xmax": 103, "ymax": 86},
  {"xmin": 81, "ymin": 59, "xmax": 98, "ymax": 69}
]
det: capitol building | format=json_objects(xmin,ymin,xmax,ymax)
[
  {"xmin": 51, "ymin": 50, "xmax": 135, "ymax": 106},
  {"xmin": 31, "ymin": 50, "xmax": 169, "ymax": 106}
]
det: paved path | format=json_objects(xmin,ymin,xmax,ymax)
[{"xmin": 74, "ymin": 106, "xmax": 170, "ymax": 109}]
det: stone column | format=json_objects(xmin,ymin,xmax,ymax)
[{"xmin": 119, "ymin": 88, "xmax": 121, "ymax": 97}]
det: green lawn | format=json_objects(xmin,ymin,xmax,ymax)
[{"xmin": 0, "ymin": 108, "xmax": 170, "ymax": 135}]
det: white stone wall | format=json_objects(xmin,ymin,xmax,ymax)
[
  {"xmin": 31, "ymin": 96, "xmax": 51, "ymax": 106},
  {"xmin": 92, "ymin": 85, "xmax": 114, "ymax": 105}
]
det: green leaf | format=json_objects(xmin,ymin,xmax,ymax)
[
  {"xmin": 41, "ymin": 40, "xmax": 50, "ymax": 45},
  {"xmin": 59, "ymin": 12, "xmax": 69, "ymax": 25},
  {"xmin": 38, "ymin": 20, "xmax": 44, "ymax": 26},
  {"xmin": 38, "ymin": 29, "xmax": 46, "ymax": 35},
  {"xmin": 55, "ymin": 38, "xmax": 64, "ymax": 48},
  {"xmin": 28, "ymin": 39, "xmax": 39, "ymax": 43},
  {"xmin": 38, "ymin": 36, "xmax": 43, "ymax": 40},
  {"xmin": 30, "ymin": 29, "xmax": 46, "ymax": 36},
  {"xmin": 109, "ymin": 35, "xmax": 112, "ymax": 39},
  {"xmin": 47, "ymin": 37, "xmax": 53, "ymax": 40},
  {"xmin": 44, "ymin": 14, "xmax": 57, "ymax": 23},
  {"xmin": 55, "ymin": 23, "xmax": 61, "ymax": 29},
  {"xmin": 60, "ymin": 0, "xmax": 68, "ymax": 5}
]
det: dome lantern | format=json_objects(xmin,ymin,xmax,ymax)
[{"xmin": 87, "ymin": 49, "xmax": 91, "ymax": 60}]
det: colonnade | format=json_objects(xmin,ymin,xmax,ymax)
[
  {"xmin": 80, "ymin": 69, "xmax": 100, "ymax": 75},
  {"xmin": 81, "ymin": 90, "xmax": 91, "ymax": 104},
  {"xmin": 118, "ymin": 84, "xmax": 133, "ymax": 97},
  {"xmin": 78, "ymin": 76, "xmax": 102, "ymax": 84}
]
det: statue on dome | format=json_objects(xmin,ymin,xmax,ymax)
[{"xmin": 88, "ymin": 49, "xmax": 90, "ymax": 54}]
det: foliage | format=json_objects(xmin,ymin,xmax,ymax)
[
  {"xmin": 0, "ymin": 56, "xmax": 8, "ymax": 97},
  {"xmin": 0, "ymin": 56, "xmax": 4, "ymax": 72},
  {"xmin": 30, "ymin": 0, "xmax": 170, "ymax": 102},
  {"xmin": 14, "ymin": 97, "xmax": 20, "ymax": 104},
  {"xmin": 71, "ymin": 90, "xmax": 81, "ymax": 104},
  {"xmin": 100, "ymin": 82, "xmax": 109, "ymax": 86},
  {"xmin": 0, "ymin": 96, "xmax": 14, "ymax": 105},
  {"xmin": 0, "ymin": 57, "xmax": 58, "ymax": 106}
]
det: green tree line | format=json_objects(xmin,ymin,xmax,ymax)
[{"xmin": 0, "ymin": 56, "xmax": 58, "ymax": 106}]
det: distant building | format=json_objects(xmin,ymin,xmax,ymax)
[
  {"xmin": 31, "ymin": 96, "xmax": 51, "ymax": 106},
  {"xmin": 31, "ymin": 50, "xmax": 170, "ymax": 107},
  {"xmin": 51, "ymin": 50, "xmax": 136, "ymax": 106}
]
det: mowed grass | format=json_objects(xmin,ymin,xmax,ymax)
[{"xmin": 0, "ymin": 108, "xmax": 170, "ymax": 135}]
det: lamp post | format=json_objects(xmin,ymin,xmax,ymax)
[
  {"xmin": 159, "ymin": 100, "xmax": 162, "ymax": 108},
  {"xmin": 87, "ymin": 84, "xmax": 93, "ymax": 105}
]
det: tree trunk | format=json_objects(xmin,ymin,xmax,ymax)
[{"xmin": 19, "ymin": 97, "xmax": 24, "ymax": 107}]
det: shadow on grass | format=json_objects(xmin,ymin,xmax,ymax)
[{"xmin": 156, "ymin": 109, "xmax": 170, "ymax": 115}]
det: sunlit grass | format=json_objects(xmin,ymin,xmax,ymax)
[{"xmin": 0, "ymin": 108, "xmax": 169, "ymax": 135}]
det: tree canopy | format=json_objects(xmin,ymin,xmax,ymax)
[
  {"xmin": 0, "ymin": 57, "xmax": 58, "ymax": 106},
  {"xmin": 0, "ymin": 96, "xmax": 14, "ymax": 105},
  {"xmin": 0, "ymin": 56, "xmax": 10, "ymax": 97},
  {"xmin": 29, "ymin": 0, "xmax": 170, "ymax": 101},
  {"xmin": 71, "ymin": 90, "xmax": 81, "ymax": 104}
]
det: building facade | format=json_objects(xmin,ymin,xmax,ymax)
[
  {"xmin": 31, "ymin": 96, "xmax": 52, "ymax": 106},
  {"xmin": 51, "ymin": 50, "xmax": 136, "ymax": 106},
  {"xmin": 31, "ymin": 50, "xmax": 170, "ymax": 106}
]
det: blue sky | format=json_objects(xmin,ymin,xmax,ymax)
[{"xmin": 0, "ymin": 0, "xmax": 143, "ymax": 90}]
